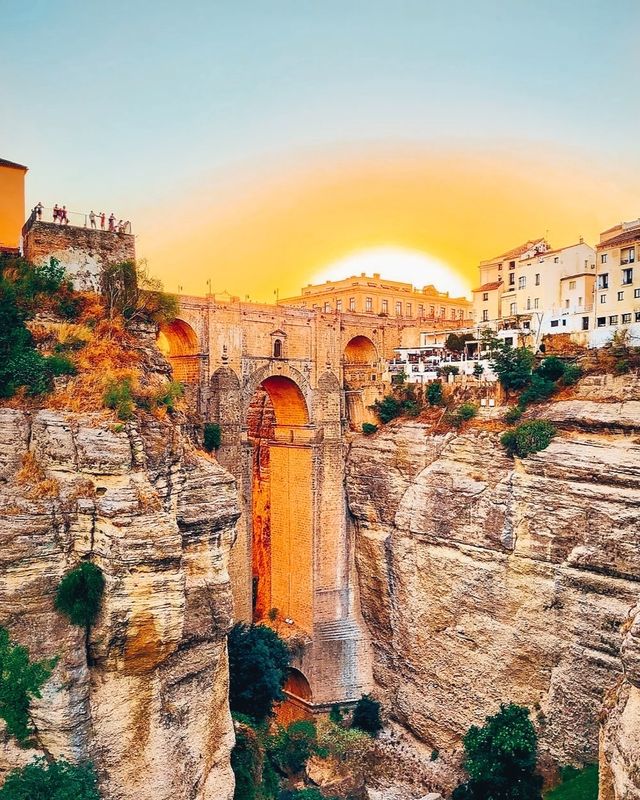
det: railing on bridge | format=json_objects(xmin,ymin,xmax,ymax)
[{"xmin": 22, "ymin": 206, "xmax": 133, "ymax": 237}]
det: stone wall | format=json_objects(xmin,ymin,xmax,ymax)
[
  {"xmin": 0, "ymin": 407, "xmax": 239, "ymax": 800},
  {"xmin": 346, "ymin": 391, "xmax": 640, "ymax": 787},
  {"xmin": 23, "ymin": 222, "xmax": 135, "ymax": 291}
]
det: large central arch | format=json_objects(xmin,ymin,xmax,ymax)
[{"xmin": 248, "ymin": 371, "xmax": 314, "ymax": 630}]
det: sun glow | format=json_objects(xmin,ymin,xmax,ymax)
[{"xmin": 312, "ymin": 247, "xmax": 471, "ymax": 298}]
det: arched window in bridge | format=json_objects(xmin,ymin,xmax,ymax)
[{"xmin": 273, "ymin": 339, "xmax": 283, "ymax": 359}]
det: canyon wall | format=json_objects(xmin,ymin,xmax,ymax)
[
  {"xmin": 346, "ymin": 380, "xmax": 640, "ymax": 793},
  {"xmin": 0, "ymin": 406, "xmax": 239, "ymax": 800}
]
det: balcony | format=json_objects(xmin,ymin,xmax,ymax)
[{"xmin": 22, "ymin": 206, "xmax": 133, "ymax": 237}]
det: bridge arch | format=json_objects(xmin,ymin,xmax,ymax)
[
  {"xmin": 243, "ymin": 363, "xmax": 314, "ymax": 428},
  {"xmin": 344, "ymin": 334, "xmax": 378, "ymax": 365},
  {"xmin": 157, "ymin": 318, "xmax": 201, "ymax": 383}
]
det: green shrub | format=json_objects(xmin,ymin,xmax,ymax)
[
  {"xmin": 279, "ymin": 790, "xmax": 334, "ymax": 800},
  {"xmin": 431, "ymin": 749, "xmax": 439, "ymax": 761},
  {"xmin": 329, "ymin": 703, "xmax": 344, "ymax": 724},
  {"xmin": 155, "ymin": 380, "xmax": 183, "ymax": 411},
  {"xmin": 457, "ymin": 402, "xmax": 478, "ymax": 421},
  {"xmin": 0, "ymin": 628, "xmax": 57, "ymax": 744},
  {"xmin": 362, "ymin": 422, "xmax": 378, "ymax": 435},
  {"xmin": 615, "ymin": 358, "xmax": 630, "ymax": 375},
  {"xmin": 46, "ymin": 354, "xmax": 77, "ymax": 377},
  {"xmin": 426, "ymin": 381, "xmax": 443, "ymax": 406},
  {"xmin": 6, "ymin": 348, "xmax": 52, "ymax": 396},
  {"xmin": 490, "ymin": 343, "xmax": 535, "ymax": 391},
  {"xmin": 518, "ymin": 374, "xmax": 556, "ymax": 407},
  {"xmin": 0, "ymin": 757, "xmax": 100, "ymax": 800},
  {"xmin": 452, "ymin": 703, "xmax": 542, "ymax": 800},
  {"xmin": 440, "ymin": 364, "xmax": 460, "ymax": 378},
  {"xmin": 231, "ymin": 724, "xmax": 262, "ymax": 800},
  {"xmin": 472, "ymin": 362, "xmax": 484, "ymax": 378},
  {"xmin": 351, "ymin": 693, "xmax": 382, "ymax": 736},
  {"xmin": 561, "ymin": 364, "xmax": 582, "ymax": 386},
  {"xmin": 103, "ymin": 378, "xmax": 135, "ymax": 420},
  {"xmin": 228, "ymin": 623, "xmax": 290, "ymax": 722},
  {"xmin": 500, "ymin": 421, "xmax": 556, "ymax": 458},
  {"xmin": 270, "ymin": 720, "xmax": 317, "ymax": 775},
  {"xmin": 503, "ymin": 406, "xmax": 523, "ymax": 424},
  {"xmin": 545, "ymin": 764, "xmax": 598, "ymax": 800},
  {"xmin": 535, "ymin": 356, "xmax": 566, "ymax": 381},
  {"xmin": 55, "ymin": 563, "xmax": 105, "ymax": 628},
  {"xmin": 204, "ymin": 422, "xmax": 222, "ymax": 451},
  {"xmin": 372, "ymin": 394, "xmax": 402, "ymax": 423}
]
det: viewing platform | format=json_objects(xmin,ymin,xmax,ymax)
[{"xmin": 22, "ymin": 206, "xmax": 133, "ymax": 237}]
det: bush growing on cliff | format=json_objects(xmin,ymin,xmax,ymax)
[
  {"xmin": 517, "ymin": 374, "xmax": 557, "ymax": 407},
  {"xmin": 561, "ymin": 364, "xmax": 582, "ymax": 387},
  {"xmin": 535, "ymin": 356, "xmax": 566, "ymax": 382},
  {"xmin": 103, "ymin": 378, "xmax": 135, "ymax": 420},
  {"xmin": 269, "ymin": 720, "xmax": 317, "ymax": 775},
  {"xmin": 0, "ymin": 757, "xmax": 100, "ymax": 800},
  {"xmin": 0, "ymin": 628, "xmax": 57, "ymax": 744},
  {"xmin": 351, "ymin": 693, "xmax": 383, "ymax": 736},
  {"xmin": 362, "ymin": 422, "xmax": 378, "ymax": 435},
  {"xmin": 490, "ymin": 342, "xmax": 535, "ymax": 392},
  {"xmin": 228, "ymin": 623, "xmax": 290, "ymax": 722},
  {"xmin": 426, "ymin": 381, "xmax": 443, "ymax": 406},
  {"xmin": 204, "ymin": 422, "xmax": 222, "ymax": 451},
  {"xmin": 102, "ymin": 260, "xmax": 178, "ymax": 326},
  {"xmin": 500, "ymin": 421, "xmax": 556, "ymax": 458},
  {"xmin": 545, "ymin": 764, "xmax": 598, "ymax": 800},
  {"xmin": 371, "ymin": 393, "xmax": 402, "ymax": 423},
  {"xmin": 232, "ymin": 723, "xmax": 264, "ymax": 800},
  {"xmin": 55, "ymin": 563, "xmax": 105, "ymax": 628},
  {"xmin": 452, "ymin": 703, "xmax": 542, "ymax": 800}
]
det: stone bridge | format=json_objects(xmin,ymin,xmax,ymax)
[{"xmin": 158, "ymin": 295, "xmax": 417, "ymax": 711}]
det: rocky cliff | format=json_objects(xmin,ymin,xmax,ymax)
[
  {"xmin": 0, "ymin": 406, "xmax": 239, "ymax": 800},
  {"xmin": 346, "ymin": 378, "xmax": 640, "ymax": 795}
]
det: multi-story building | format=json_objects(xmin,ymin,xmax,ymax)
[
  {"xmin": 279, "ymin": 272, "xmax": 472, "ymax": 322},
  {"xmin": 593, "ymin": 218, "xmax": 640, "ymax": 345},
  {"xmin": 473, "ymin": 238, "xmax": 596, "ymax": 344}
]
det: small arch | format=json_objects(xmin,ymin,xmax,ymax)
[
  {"xmin": 344, "ymin": 335, "xmax": 378, "ymax": 364},
  {"xmin": 273, "ymin": 339, "xmax": 283, "ymax": 359},
  {"xmin": 284, "ymin": 668, "xmax": 312, "ymax": 702},
  {"xmin": 157, "ymin": 319, "xmax": 199, "ymax": 357},
  {"xmin": 260, "ymin": 375, "xmax": 309, "ymax": 426}
]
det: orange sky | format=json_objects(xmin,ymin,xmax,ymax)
[{"xmin": 136, "ymin": 143, "xmax": 638, "ymax": 302}]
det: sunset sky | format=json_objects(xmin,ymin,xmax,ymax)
[{"xmin": 2, "ymin": 0, "xmax": 639, "ymax": 300}]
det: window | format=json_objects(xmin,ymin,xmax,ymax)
[
  {"xmin": 336, "ymin": 299, "xmax": 342, "ymax": 312},
  {"xmin": 526, "ymin": 298, "xmax": 531, "ymax": 310},
  {"xmin": 509, "ymin": 273, "xmax": 515, "ymax": 286},
  {"xmin": 598, "ymin": 274, "xmax": 609, "ymax": 289},
  {"xmin": 562, "ymin": 319, "xmax": 567, "ymax": 326},
  {"xmin": 504, "ymin": 337, "xmax": 513, "ymax": 346},
  {"xmin": 635, "ymin": 289, "xmax": 640, "ymax": 299},
  {"xmin": 273, "ymin": 339, "xmax": 283, "ymax": 358},
  {"xmin": 324, "ymin": 302, "xmax": 331, "ymax": 312},
  {"xmin": 365, "ymin": 296, "xmax": 373, "ymax": 312},
  {"xmin": 569, "ymin": 280, "xmax": 576, "ymax": 290},
  {"xmin": 458, "ymin": 309, "xmax": 464, "ymax": 319},
  {"xmin": 636, "ymin": 312, "xmax": 640, "ymax": 322},
  {"xmin": 450, "ymin": 308, "xmax": 456, "ymax": 319},
  {"xmin": 395, "ymin": 301, "xmax": 402, "ymax": 316},
  {"xmin": 597, "ymin": 317, "xmax": 606, "ymax": 327},
  {"xmin": 440, "ymin": 306, "xmax": 445, "ymax": 317},
  {"xmin": 621, "ymin": 246, "xmax": 635, "ymax": 265},
  {"xmin": 622, "ymin": 268, "xmax": 633, "ymax": 285},
  {"xmin": 622, "ymin": 313, "xmax": 632, "ymax": 324},
  {"xmin": 482, "ymin": 292, "xmax": 489, "ymax": 301},
  {"xmin": 609, "ymin": 315, "xmax": 619, "ymax": 325},
  {"xmin": 554, "ymin": 256, "xmax": 559, "ymax": 264},
  {"xmin": 349, "ymin": 297, "xmax": 356, "ymax": 312},
  {"xmin": 418, "ymin": 304, "xmax": 424, "ymax": 317},
  {"xmin": 381, "ymin": 299, "xmax": 388, "ymax": 314},
  {"xmin": 498, "ymin": 263, "xmax": 503, "ymax": 271},
  {"xmin": 518, "ymin": 276, "xmax": 526, "ymax": 289},
  {"xmin": 429, "ymin": 305, "xmax": 435, "ymax": 316},
  {"xmin": 601, "ymin": 253, "xmax": 608, "ymax": 264},
  {"xmin": 535, "ymin": 273, "xmax": 540, "ymax": 286},
  {"xmin": 406, "ymin": 303, "xmax": 412, "ymax": 317},
  {"xmin": 534, "ymin": 298, "xmax": 539, "ymax": 309},
  {"xmin": 600, "ymin": 294, "xmax": 607, "ymax": 303},
  {"xmin": 509, "ymin": 260, "xmax": 516, "ymax": 270},
  {"xmin": 578, "ymin": 297, "xmax": 582, "ymax": 306},
  {"xmin": 509, "ymin": 302, "xmax": 517, "ymax": 315},
  {"xmin": 550, "ymin": 320, "xmax": 559, "ymax": 328},
  {"xmin": 618, "ymin": 291, "xmax": 624, "ymax": 301},
  {"xmin": 565, "ymin": 300, "xmax": 570, "ymax": 309},
  {"xmin": 523, "ymin": 321, "xmax": 530, "ymax": 330},
  {"xmin": 582, "ymin": 317, "xmax": 589, "ymax": 331},
  {"xmin": 482, "ymin": 309, "xmax": 489, "ymax": 321}
]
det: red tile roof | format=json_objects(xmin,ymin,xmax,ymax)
[
  {"xmin": 485, "ymin": 238, "xmax": 547, "ymax": 263},
  {"xmin": 597, "ymin": 230, "xmax": 640, "ymax": 250},
  {"xmin": 472, "ymin": 281, "xmax": 503, "ymax": 293}
]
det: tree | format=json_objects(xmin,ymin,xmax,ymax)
[
  {"xmin": 535, "ymin": 356, "xmax": 566, "ymax": 382},
  {"xmin": 490, "ymin": 341, "xmax": 535, "ymax": 392},
  {"xmin": 445, "ymin": 333, "xmax": 474, "ymax": 353},
  {"xmin": 0, "ymin": 628, "xmax": 57, "ymax": 744},
  {"xmin": 0, "ymin": 757, "xmax": 100, "ymax": 800},
  {"xmin": 204, "ymin": 423, "xmax": 222, "ymax": 451},
  {"xmin": 452, "ymin": 704, "xmax": 542, "ymax": 800},
  {"xmin": 55, "ymin": 563, "xmax": 105, "ymax": 628},
  {"xmin": 351, "ymin": 694, "xmax": 383, "ymax": 736},
  {"xmin": 101, "ymin": 260, "xmax": 178, "ymax": 326},
  {"xmin": 228, "ymin": 623, "xmax": 290, "ymax": 722},
  {"xmin": 426, "ymin": 381, "xmax": 443, "ymax": 406},
  {"xmin": 269, "ymin": 720, "xmax": 317, "ymax": 775},
  {"xmin": 500, "ymin": 421, "xmax": 556, "ymax": 458}
]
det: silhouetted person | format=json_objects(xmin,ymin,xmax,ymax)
[
  {"xmin": 100, "ymin": 212, "xmax": 106, "ymax": 230},
  {"xmin": 61, "ymin": 206, "xmax": 69, "ymax": 225},
  {"xmin": 35, "ymin": 202, "xmax": 43, "ymax": 220},
  {"xmin": 53, "ymin": 204, "xmax": 59, "ymax": 223},
  {"xmin": 89, "ymin": 210, "xmax": 96, "ymax": 228},
  {"xmin": 108, "ymin": 213, "xmax": 115, "ymax": 232}
]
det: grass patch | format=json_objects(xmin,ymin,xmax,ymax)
[{"xmin": 545, "ymin": 764, "xmax": 598, "ymax": 800}]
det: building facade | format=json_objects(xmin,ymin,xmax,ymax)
[
  {"xmin": 593, "ymin": 218, "xmax": 640, "ymax": 345},
  {"xmin": 0, "ymin": 157, "xmax": 27, "ymax": 253},
  {"xmin": 280, "ymin": 272, "xmax": 472, "ymax": 323}
]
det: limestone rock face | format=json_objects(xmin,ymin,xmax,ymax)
[
  {"xmin": 0, "ymin": 407, "xmax": 239, "ymax": 800},
  {"xmin": 346, "ymin": 403, "xmax": 640, "ymax": 779}
]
